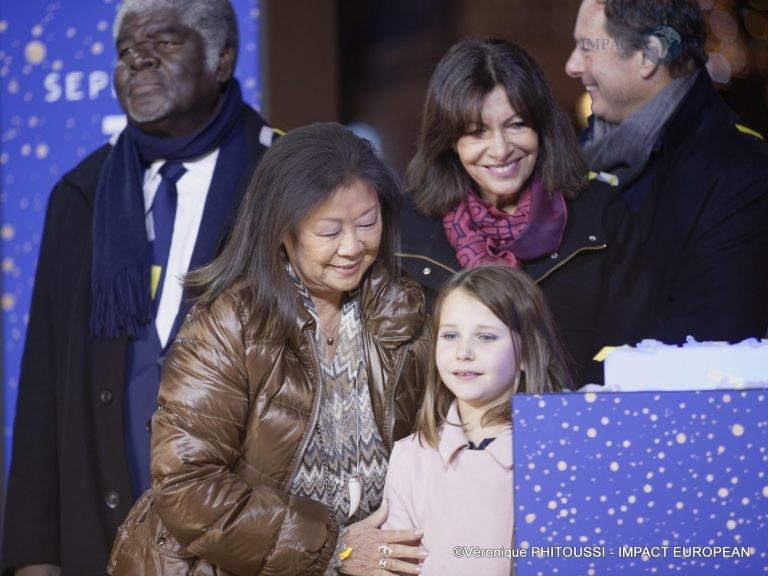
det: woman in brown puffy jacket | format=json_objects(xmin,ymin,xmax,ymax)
[{"xmin": 109, "ymin": 123, "xmax": 430, "ymax": 575}]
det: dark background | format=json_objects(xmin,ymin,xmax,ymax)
[{"xmin": 262, "ymin": 0, "xmax": 768, "ymax": 176}]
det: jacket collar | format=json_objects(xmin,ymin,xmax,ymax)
[
  {"xmin": 359, "ymin": 261, "xmax": 426, "ymax": 349},
  {"xmin": 292, "ymin": 260, "xmax": 426, "ymax": 350},
  {"xmin": 658, "ymin": 68, "xmax": 714, "ymax": 152}
]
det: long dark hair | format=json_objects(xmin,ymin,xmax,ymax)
[
  {"xmin": 407, "ymin": 38, "xmax": 586, "ymax": 217},
  {"xmin": 416, "ymin": 265, "xmax": 574, "ymax": 449},
  {"xmin": 186, "ymin": 122, "xmax": 402, "ymax": 342}
]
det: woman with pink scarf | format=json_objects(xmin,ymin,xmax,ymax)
[{"xmin": 399, "ymin": 38, "xmax": 645, "ymax": 385}]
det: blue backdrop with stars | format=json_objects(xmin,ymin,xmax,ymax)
[{"xmin": 0, "ymin": 0, "xmax": 262, "ymax": 478}]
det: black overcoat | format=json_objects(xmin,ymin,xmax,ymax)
[
  {"xmin": 2, "ymin": 108, "xmax": 272, "ymax": 575},
  {"xmin": 400, "ymin": 179, "xmax": 646, "ymax": 385}
]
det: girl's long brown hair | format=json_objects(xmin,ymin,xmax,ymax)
[{"xmin": 416, "ymin": 265, "xmax": 575, "ymax": 449}]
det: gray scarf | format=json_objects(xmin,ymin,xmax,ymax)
[{"xmin": 582, "ymin": 70, "xmax": 698, "ymax": 186}]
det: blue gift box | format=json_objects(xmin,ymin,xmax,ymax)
[{"xmin": 512, "ymin": 389, "xmax": 768, "ymax": 575}]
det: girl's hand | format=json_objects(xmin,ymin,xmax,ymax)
[{"xmin": 340, "ymin": 499, "xmax": 428, "ymax": 575}]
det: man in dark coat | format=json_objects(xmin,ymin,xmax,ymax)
[
  {"xmin": 565, "ymin": 0, "xmax": 768, "ymax": 345},
  {"xmin": 2, "ymin": 0, "xmax": 277, "ymax": 574}
]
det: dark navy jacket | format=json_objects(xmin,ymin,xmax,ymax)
[{"xmin": 585, "ymin": 70, "xmax": 768, "ymax": 344}]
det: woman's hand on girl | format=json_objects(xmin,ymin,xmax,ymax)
[{"xmin": 340, "ymin": 499, "xmax": 427, "ymax": 575}]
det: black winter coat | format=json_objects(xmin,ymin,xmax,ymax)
[
  {"xmin": 2, "ymin": 107, "xmax": 273, "ymax": 576},
  {"xmin": 399, "ymin": 179, "xmax": 646, "ymax": 385},
  {"xmin": 596, "ymin": 70, "xmax": 768, "ymax": 344}
]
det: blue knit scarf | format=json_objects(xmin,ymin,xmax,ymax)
[{"xmin": 91, "ymin": 80, "xmax": 247, "ymax": 338}]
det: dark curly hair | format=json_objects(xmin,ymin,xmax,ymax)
[{"xmin": 600, "ymin": 0, "xmax": 708, "ymax": 77}]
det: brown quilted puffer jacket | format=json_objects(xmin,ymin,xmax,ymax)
[{"xmin": 108, "ymin": 262, "xmax": 430, "ymax": 575}]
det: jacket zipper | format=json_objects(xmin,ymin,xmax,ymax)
[
  {"xmin": 283, "ymin": 332, "xmax": 325, "ymax": 491},
  {"xmin": 533, "ymin": 244, "xmax": 607, "ymax": 284},
  {"xmin": 385, "ymin": 343, "xmax": 411, "ymax": 452},
  {"xmin": 284, "ymin": 330, "xmax": 413, "ymax": 482}
]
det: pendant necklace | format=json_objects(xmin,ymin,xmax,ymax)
[{"xmin": 319, "ymin": 310, "xmax": 342, "ymax": 346}]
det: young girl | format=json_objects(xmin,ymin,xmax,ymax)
[{"xmin": 381, "ymin": 265, "xmax": 573, "ymax": 575}]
